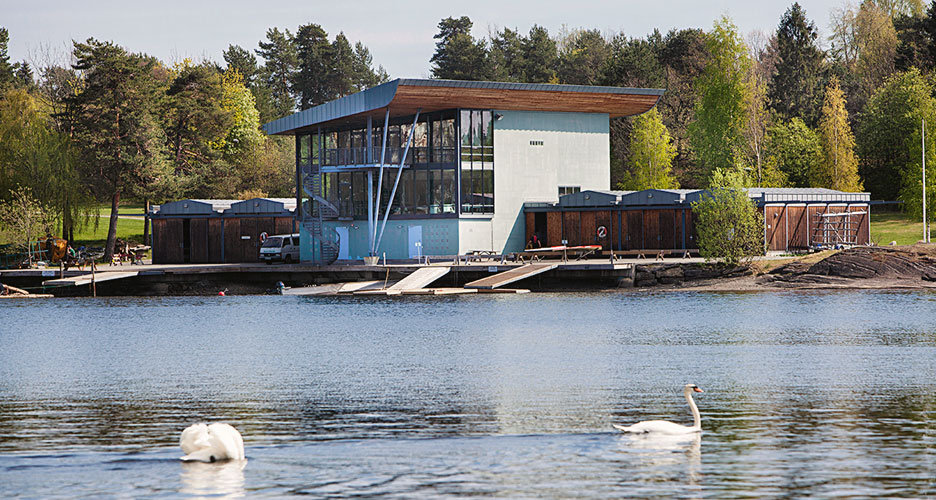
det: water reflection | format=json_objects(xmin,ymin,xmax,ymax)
[
  {"xmin": 1, "ymin": 292, "xmax": 935, "ymax": 498},
  {"xmin": 618, "ymin": 433, "xmax": 702, "ymax": 487},
  {"xmin": 179, "ymin": 460, "xmax": 246, "ymax": 499}
]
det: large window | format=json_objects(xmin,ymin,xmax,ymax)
[
  {"xmin": 460, "ymin": 110, "xmax": 494, "ymax": 214},
  {"xmin": 308, "ymin": 110, "xmax": 460, "ymax": 219}
]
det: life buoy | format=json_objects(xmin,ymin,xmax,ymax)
[{"xmin": 259, "ymin": 232, "xmax": 268, "ymax": 242}]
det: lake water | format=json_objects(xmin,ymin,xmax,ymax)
[{"xmin": 1, "ymin": 291, "xmax": 934, "ymax": 498}]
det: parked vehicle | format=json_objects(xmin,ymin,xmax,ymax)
[{"xmin": 260, "ymin": 233, "xmax": 300, "ymax": 264}]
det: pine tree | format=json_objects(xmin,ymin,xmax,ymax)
[
  {"xmin": 817, "ymin": 77, "xmax": 862, "ymax": 191},
  {"xmin": 619, "ymin": 107, "xmax": 679, "ymax": 190},
  {"xmin": 768, "ymin": 3, "xmax": 826, "ymax": 126},
  {"xmin": 429, "ymin": 17, "xmax": 489, "ymax": 80}
]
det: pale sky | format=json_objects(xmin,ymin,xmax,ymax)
[{"xmin": 3, "ymin": 0, "xmax": 848, "ymax": 78}]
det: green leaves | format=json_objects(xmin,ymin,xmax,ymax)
[
  {"xmin": 619, "ymin": 107, "xmax": 679, "ymax": 190},
  {"xmin": 692, "ymin": 169, "xmax": 764, "ymax": 265},
  {"xmin": 688, "ymin": 17, "xmax": 750, "ymax": 184}
]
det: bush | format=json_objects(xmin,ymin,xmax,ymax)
[{"xmin": 691, "ymin": 168, "xmax": 764, "ymax": 265}]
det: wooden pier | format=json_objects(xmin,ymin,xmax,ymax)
[{"xmin": 464, "ymin": 263, "xmax": 558, "ymax": 289}]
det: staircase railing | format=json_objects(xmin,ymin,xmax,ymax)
[{"xmin": 301, "ymin": 163, "xmax": 341, "ymax": 264}]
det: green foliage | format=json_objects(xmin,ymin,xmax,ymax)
[
  {"xmin": 430, "ymin": 17, "xmax": 490, "ymax": 80},
  {"xmin": 557, "ymin": 29, "xmax": 609, "ymax": 85},
  {"xmin": 0, "ymin": 28, "xmax": 13, "ymax": 91},
  {"xmin": 0, "ymin": 186, "xmax": 55, "ymax": 265},
  {"xmin": 0, "ymin": 88, "xmax": 88, "ymax": 237},
  {"xmin": 688, "ymin": 17, "xmax": 750, "ymax": 184},
  {"xmin": 769, "ymin": 3, "xmax": 826, "ymax": 126},
  {"xmin": 857, "ymin": 68, "xmax": 933, "ymax": 200},
  {"xmin": 69, "ymin": 38, "xmax": 169, "ymax": 260},
  {"xmin": 601, "ymin": 31, "xmax": 664, "ymax": 88},
  {"xmin": 618, "ymin": 107, "xmax": 679, "ymax": 190},
  {"xmin": 817, "ymin": 77, "xmax": 862, "ymax": 191},
  {"xmin": 765, "ymin": 117, "xmax": 823, "ymax": 187},
  {"xmin": 257, "ymin": 27, "xmax": 298, "ymax": 119},
  {"xmin": 691, "ymin": 168, "xmax": 765, "ymax": 265}
]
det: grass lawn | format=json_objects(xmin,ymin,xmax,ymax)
[
  {"xmin": 71, "ymin": 216, "xmax": 146, "ymax": 248},
  {"xmin": 870, "ymin": 211, "xmax": 934, "ymax": 246}
]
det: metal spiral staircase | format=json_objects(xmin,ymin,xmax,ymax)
[{"xmin": 301, "ymin": 164, "xmax": 341, "ymax": 265}]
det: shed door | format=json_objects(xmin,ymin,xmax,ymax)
[{"xmin": 408, "ymin": 225, "xmax": 422, "ymax": 259}]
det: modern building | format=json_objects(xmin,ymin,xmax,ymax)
[
  {"xmin": 150, "ymin": 198, "xmax": 297, "ymax": 263},
  {"xmin": 262, "ymin": 78, "xmax": 664, "ymax": 263},
  {"xmin": 524, "ymin": 188, "xmax": 872, "ymax": 253}
]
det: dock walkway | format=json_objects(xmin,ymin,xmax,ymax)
[{"xmin": 464, "ymin": 263, "xmax": 558, "ymax": 289}]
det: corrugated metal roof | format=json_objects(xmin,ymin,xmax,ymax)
[
  {"xmin": 554, "ymin": 188, "xmax": 872, "ymax": 208},
  {"xmin": 262, "ymin": 78, "xmax": 665, "ymax": 135}
]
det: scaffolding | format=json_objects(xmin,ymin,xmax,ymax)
[{"xmin": 811, "ymin": 210, "xmax": 867, "ymax": 247}]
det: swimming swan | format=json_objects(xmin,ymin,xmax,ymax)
[
  {"xmin": 613, "ymin": 384, "xmax": 704, "ymax": 435},
  {"xmin": 180, "ymin": 423, "xmax": 245, "ymax": 462}
]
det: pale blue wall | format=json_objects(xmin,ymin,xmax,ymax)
[{"xmin": 301, "ymin": 218, "xmax": 459, "ymax": 262}]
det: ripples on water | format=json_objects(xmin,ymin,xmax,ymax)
[{"xmin": 1, "ymin": 290, "xmax": 934, "ymax": 498}]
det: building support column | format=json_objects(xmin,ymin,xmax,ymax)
[
  {"xmin": 371, "ymin": 108, "xmax": 390, "ymax": 255},
  {"xmin": 366, "ymin": 116, "xmax": 374, "ymax": 253}
]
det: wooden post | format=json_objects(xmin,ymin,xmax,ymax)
[{"xmin": 91, "ymin": 260, "xmax": 96, "ymax": 297}]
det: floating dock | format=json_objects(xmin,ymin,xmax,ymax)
[
  {"xmin": 42, "ymin": 271, "xmax": 139, "ymax": 287},
  {"xmin": 464, "ymin": 263, "xmax": 558, "ymax": 289}
]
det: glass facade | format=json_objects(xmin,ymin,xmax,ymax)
[
  {"xmin": 460, "ymin": 110, "xmax": 494, "ymax": 213},
  {"xmin": 299, "ymin": 108, "xmax": 492, "ymax": 220}
]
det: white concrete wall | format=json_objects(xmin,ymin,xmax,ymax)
[{"xmin": 470, "ymin": 110, "xmax": 609, "ymax": 254}]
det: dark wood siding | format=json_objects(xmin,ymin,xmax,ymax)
[
  {"xmin": 596, "ymin": 210, "xmax": 611, "ymax": 250},
  {"xmin": 765, "ymin": 206, "xmax": 786, "ymax": 251},
  {"xmin": 855, "ymin": 205, "xmax": 870, "ymax": 245},
  {"xmin": 525, "ymin": 212, "xmax": 535, "ymax": 246},
  {"xmin": 275, "ymin": 217, "xmax": 295, "ymax": 235},
  {"xmin": 626, "ymin": 210, "xmax": 643, "ymax": 250},
  {"xmin": 223, "ymin": 218, "xmax": 240, "ymax": 263},
  {"xmin": 546, "ymin": 212, "xmax": 562, "ymax": 247},
  {"xmin": 788, "ymin": 206, "xmax": 807, "ymax": 248},
  {"xmin": 189, "ymin": 218, "xmax": 208, "ymax": 263},
  {"xmin": 685, "ymin": 210, "xmax": 697, "ymax": 249},
  {"xmin": 240, "ymin": 218, "xmax": 259, "ymax": 261},
  {"xmin": 643, "ymin": 210, "xmax": 661, "ymax": 248},
  {"xmin": 658, "ymin": 210, "xmax": 675, "ymax": 249},
  {"xmin": 207, "ymin": 219, "xmax": 223, "ymax": 262},
  {"xmin": 164, "ymin": 219, "xmax": 184, "ymax": 263},
  {"xmin": 580, "ymin": 211, "xmax": 597, "ymax": 246},
  {"xmin": 562, "ymin": 211, "xmax": 580, "ymax": 246}
]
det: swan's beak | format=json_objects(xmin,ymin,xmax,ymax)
[{"xmin": 693, "ymin": 387, "xmax": 704, "ymax": 393}]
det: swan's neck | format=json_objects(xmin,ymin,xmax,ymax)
[{"xmin": 685, "ymin": 388, "xmax": 701, "ymax": 429}]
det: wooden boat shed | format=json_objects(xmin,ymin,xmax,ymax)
[
  {"xmin": 523, "ymin": 188, "xmax": 871, "ymax": 253},
  {"xmin": 150, "ymin": 198, "xmax": 297, "ymax": 264}
]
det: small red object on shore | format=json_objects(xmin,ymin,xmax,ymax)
[{"xmin": 218, "ymin": 291, "xmax": 225, "ymax": 296}]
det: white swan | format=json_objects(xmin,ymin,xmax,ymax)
[
  {"xmin": 180, "ymin": 423, "xmax": 245, "ymax": 462},
  {"xmin": 613, "ymin": 384, "xmax": 704, "ymax": 435}
]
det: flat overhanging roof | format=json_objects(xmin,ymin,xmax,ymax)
[{"xmin": 262, "ymin": 78, "xmax": 665, "ymax": 135}]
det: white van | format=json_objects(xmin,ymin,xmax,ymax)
[{"xmin": 260, "ymin": 233, "xmax": 300, "ymax": 264}]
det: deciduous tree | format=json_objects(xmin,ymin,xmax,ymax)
[
  {"xmin": 857, "ymin": 68, "xmax": 933, "ymax": 200},
  {"xmin": 765, "ymin": 117, "xmax": 821, "ymax": 188},
  {"xmin": 691, "ymin": 168, "xmax": 764, "ymax": 265},
  {"xmin": 619, "ymin": 107, "xmax": 678, "ymax": 190},
  {"xmin": 688, "ymin": 17, "xmax": 750, "ymax": 184},
  {"xmin": 816, "ymin": 77, "xmax": 862, "ymax": 191}
]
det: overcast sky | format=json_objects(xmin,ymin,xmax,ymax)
[{"xmin": 3, "ymin": 0, "xmax": 847, "ymax": 78}]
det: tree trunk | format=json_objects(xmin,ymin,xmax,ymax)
[
  {"xmin": 143, "ymin": 199, "xmax": 150, "ymax": 246},
  {"xmin": 104, "ymin": 190, "xmax": 120, "ymax": 263}
]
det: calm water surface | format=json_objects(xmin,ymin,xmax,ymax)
[{"xmin": 1, "ymin": 290, "xmax": 934, "ymax": 498}]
